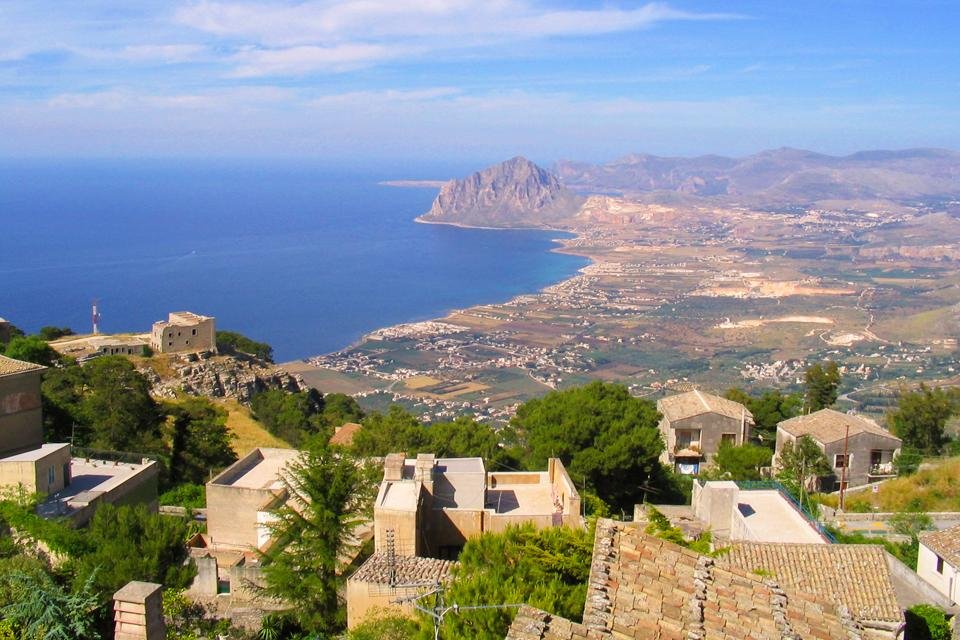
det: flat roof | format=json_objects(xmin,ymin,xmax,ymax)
[
  {"xmin": 485, "ymin": 480, "xmax": 556, "ymax": 516},
  {"xmin": 379, "ymin": 481, "xmax": 419, "ymax": 511},
  {"xmin": 735, "ymin": 490, "xmax": 827, "ymax": 544},
  {"xmin": 0, "ymin": 443, "xmax": 70, "ymax": 462},
  {"xmin": 211, "ymin": 448, "xmax": 299, "ymax": 490},
  {"xmin": 433, "ymin": 457, "xmax": 485, "ymax": 473},
  {"xmin": 37, "ymin": 455, "xmax": 157, "ymax": 518}
]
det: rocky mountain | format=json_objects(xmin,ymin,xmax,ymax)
[
  {"xmin": 555, "ymin": 148, "xmax": 960, "ymax": 203},
  {"xmin": 418, "ymin": 156, "xmax": 585, "ymax": 228}
]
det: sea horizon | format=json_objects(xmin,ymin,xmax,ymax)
[{"xmin": 0, "ymin": 158, "xmax": 589, "ymax": 361}]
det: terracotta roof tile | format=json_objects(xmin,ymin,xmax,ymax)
[
  {"xmin": 0, "ymin": 355, "xmax": 45, "ymax": 377},
  {"xmin": 658, "ymin": 390, "xmax": 753, "ymax": 423},
  {"xmin": 778, "ymin": 409, "xmax": 900, "ymax": 445},
  {"xmin": 329, "ymin": 422, "xmax": 362, "ymax": 447},
  {"xmin": 920, "ymin": 524, "xmax": 960, "ymax": 568},
  {"xmin": 349, "ymin": 552, "xmax": 455, "ymax": 587},
  {"xmin": 722, "ymin": 542, "xmax": 903, "ymax": 626}
]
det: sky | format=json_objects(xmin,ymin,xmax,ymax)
[{"xmin": 1, "ymin": 0, "xmax": 959, "ymax": 165}]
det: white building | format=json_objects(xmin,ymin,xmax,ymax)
[{"xmin": 918, "ymin": 525, "xmax": 960, "ymax": 603}]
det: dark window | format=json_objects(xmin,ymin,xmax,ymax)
[
  {"xmin": 937, "ymin": 556, "xmax": 945, "ymax": 574},
  {"xmin": 834, "ymin": 454, "xmax": 849, "ymax": 468},
  {"xmin": 192, "ymin": 329, "xmax": 197, "ymax": 335}
]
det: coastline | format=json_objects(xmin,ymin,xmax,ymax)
[{"xmin": 302, "ymin": 216, "xmax": 595, "ymax": 359}]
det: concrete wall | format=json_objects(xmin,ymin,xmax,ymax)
[
  {"xmin": 69, "ymin": 460, "xmax": 160, "ymax": 527},
  {"xmin": 150, "ymin": 315, "xmax": 215, "ymax": 354},
  {"xmin": 548, "ymin": 458, "xmax": 581, "ymax": 520},
  {"xmin": 206, "ymin": 483, "xmax": 273, "ymax": 550},
  {"xmin": 691, "ymin": 481, "xmax": 738, "ymax": 539},
  {"xmin": 0, "ymin": 445, "xmax": 70, "ymax": 495},
  {"xmin": 373, "ymin": 506, "xmax": 421, "ymax": 556},
  {"xmin": 918, "ymin": 543, "xmax": 960, "ymax": 604},
  {"xmin": 660, "ymin": 412, "xmax": 749, "ymax": 469},
  {"xmin": 423, "ymin": 508, "xmax": 483, "ymax": 558},
  {"xmin": 346, "ymin": 579, "xmax": 431, "ymax": 630},
  {"xmin": 0, "ymin": 368, "xmax": 44, "ymax": 457}
]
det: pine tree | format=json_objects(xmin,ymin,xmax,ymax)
[
  {"xmin": 804, "ymin": 361, "xmax": 841, "ymax": 412},
  {"xmin": 260, "ymin": 440, "xmax": 379, "ymax": 635}
]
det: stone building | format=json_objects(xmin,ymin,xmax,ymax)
[
  {"xmin": 657, "ymin": 390, "xmax": 754, "ymax": 475},
  {"xmin": 346, "ymin": 552, "xmax": 455, "ymax": 629},
  {"xmin": 775, "ymin": 409, "xmax": 901, "ymax": 491},
  {"xmin": 373, "ymin": 453, "xmax": 581, "ymax": 560},
  {"xmin": 150, "ymin": 311, "xmax": 215, "ymax": 354}
]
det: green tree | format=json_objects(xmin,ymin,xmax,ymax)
[
  {"xmin": 511, "ymin": 382, "xmax": 664, "ymax": 510},
  {"xmin": 251, "ymin": 389, "xmax": 327, "ymax": 446},
  {"xmin": 725, "ymin": 388, "xmax": 802, "ymax": 447},
  {"xmin": 80, "ymin": 357, "xmax": 163, "ymax": 452},
  {"xmin": 346, "ymin": 612, "xmax": 424, "ymax": 640},
  {"xmin": 803, "ymin": 361, "xmax": 841, "ymax": 412},
  {"xmin": 893, "ymin": 447, "xmax": 923, "ymax": 476},
  {"xmin": 216, "ymin": 330, "xmax": 274, "ymax": 363},
  {"xmin": 163, "ymin": 398, "xmax": 238, "ymax": 486},
  {"xmin": 0, "ymin": 570, "xmax": 100, "ymax": 640},
  {"xmin": 888, "ymin": 385, "xmax": 959, "ymax": 455},
  {"xmin": 320, "ymin": 392, "xmax": 365, "ymax": 427},
  {"xmin": 41, "ymin": 363, "xmax": 88, "ymax": 442},
  {"xmin": 69, "ymin": 504, "xmax": 196, "ymax": 597},
  {"xmin": 775, "ymin": 435, "xmax": 831, "ymax": 497},
  {"xmin": 890, "ymin": 508, "xmax": 934, "ymax": 538},
  {"xmin": 3, "ymin": 335, "xmax": 59, "ymax": 367},
  {"xmin": 260, "ymin": 442, "xmax": 379, "ymax": 635},
  {"xmin": 37, "ymin": 326, "xmax": 75, "ymax": 341},
  {"xmin": 352, "ymin": 405, "xmax": 430, "ymax": 456},
  {"xmin": 440, "ymin": 523, "xmax": 593, "ymax": 640},
  {"xmin": 703, "ymin": 442, "xmax": 772, "ymax": 481}
]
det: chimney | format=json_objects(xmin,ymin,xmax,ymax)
[
  {"xmin": 384, "ymin": 452, "xmax": 406, "ymax": 481},
  {"xmin": 414, "ymin": 453, "xmax": 435, "ymax": 484},
  {"xmin": 113, "ymin": 581, "xmax": 165, "ymax": 640}
]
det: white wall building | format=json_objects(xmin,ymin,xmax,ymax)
[{"xmin": 918, "ymin": 525, "xmax": 960, "ymax": 603}]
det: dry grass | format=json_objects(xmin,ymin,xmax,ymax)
[
  {"xmin": 217, "ymin": 399, "xmax": 290, "ymax": 456},
  {"xmin": 839, "ymin": 457, "xmax": 960, "ymax": 512}
]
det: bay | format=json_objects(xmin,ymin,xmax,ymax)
[{"xmin": 0, "ymin": 159, "xmax": 588, "ymax": 361}]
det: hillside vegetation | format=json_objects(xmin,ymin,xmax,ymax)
[{"xmin": 836, "ymin": 457, "xmax": 960, "ymax": 512}]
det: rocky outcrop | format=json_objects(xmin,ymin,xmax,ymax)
[
  {"xmin": 418, "ymin": 156, "xmax": 584, "ymax": 228},
  {"xmin": 139, "ymin": 352, "xmax": 307, "ymax": 404}
]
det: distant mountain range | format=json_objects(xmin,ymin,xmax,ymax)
[
  {"xmin": 419, "ymin": 149, "xmax": 960, "ymax": 228},
  {"xmin": 555, "ymin": 147, "xmax": 960, "ymax": 203}
]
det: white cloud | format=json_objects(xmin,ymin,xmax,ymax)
[
  {"xmin": 228, "ymin": 43, "xmax": 406, "ymax": 77},
  {"xmin": 177, "ymin": 1, "xmax": 739, "ymax": 75}
]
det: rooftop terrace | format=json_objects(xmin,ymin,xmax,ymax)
[{"xmin": 210, "ymin": 447, "xmax": 299, "ymax": 491}]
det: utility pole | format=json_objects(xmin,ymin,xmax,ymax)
[{"xmin": 839, "ymin": 425, "xmax": 850, "ymax": 511}]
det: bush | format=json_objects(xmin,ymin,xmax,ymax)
[
  {"xmin": 216, "ymin": 331, "xmax": 273, "ymax": 363},
  {"xmin": 159, "ymin": 484, "xmax": 206, "ymax": 510},
  {"xmin": 905, "ymin": 604, "xmax": 952, "ymax": 640}
]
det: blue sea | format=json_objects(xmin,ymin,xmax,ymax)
[{"xmin": 0, "ymin": 159, "xmax": 588, "ymax": 361}]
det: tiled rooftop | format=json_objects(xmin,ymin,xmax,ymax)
[
  {"xmin": 508, "ymin": 519, "xmax": 870, "ymax": 640},
  {"xmin": 658, "ymin": 389, "xmax": 753, "ymax": 423},
  {"xmin": 0, "ymin": 354, "xmax": 45, "ymax": 377},
  {"xmin": 349, "ymin": 552, "xmax": 456, "ymax": 587},
  {"xmin": 329, "ymin": 422, "xmax": 362, "ymax": 447},
  {"xmin": 778, "ymin": 408, "xmax": 900, "ymax": 445},
  {"xmin": 920, "ymin": 524, "xmax": 960, "ymax": 568},
  {"xmin": 723, "ymin": 542, "xmax": 903, "ymax": 626}
]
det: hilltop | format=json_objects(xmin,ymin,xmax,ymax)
[{"xmin": 417, "ymin": 156, "xmax": 584, "ymax": 228}]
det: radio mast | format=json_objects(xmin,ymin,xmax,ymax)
[{"xmin": 92, "ymin": 300, "xmax": 101, "ymax": 335}]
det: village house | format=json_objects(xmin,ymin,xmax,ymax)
[
  {"xmin": 149, "ymin": 311, "xmax": 216, "ymax": 354},
  {"xmin": 657, "ymin": 389, "xmax": 754, "ymax": 475},
  {"xmin": 372, "ymin": 452, "xmax": 581, "ymax": 560},
  {"xmin": 0, "ymin": 354, "xmax": 158, "ymax": 525},
  {"xmin": 918, "ymin": 524, "xmax": 960, "ymax": 604},
  {"xmin": 775, "ymin": 409, "xmax": 901, "ymax": 491}
]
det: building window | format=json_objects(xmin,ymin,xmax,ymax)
[
  {"xmin": 675, "ymin": 429, "xmax": 701, "ymax": 451},
  {"xmin": 47, "ymin": 466, "xmax": 56, "ymax": 487},
  {"xmin": 192, "ymin": 328, "xmax": 197, "ymax": 335},
  {"xmin": 937, "ymin": 556, "xmax": 945, "ymax": 574},
  {"xmin": 834, "ymin": 454, "xmax": 849, "ymax": 468},
  {"xmin": 721, "ymin": 433, "xmax": 737, "ymax": 447}
]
